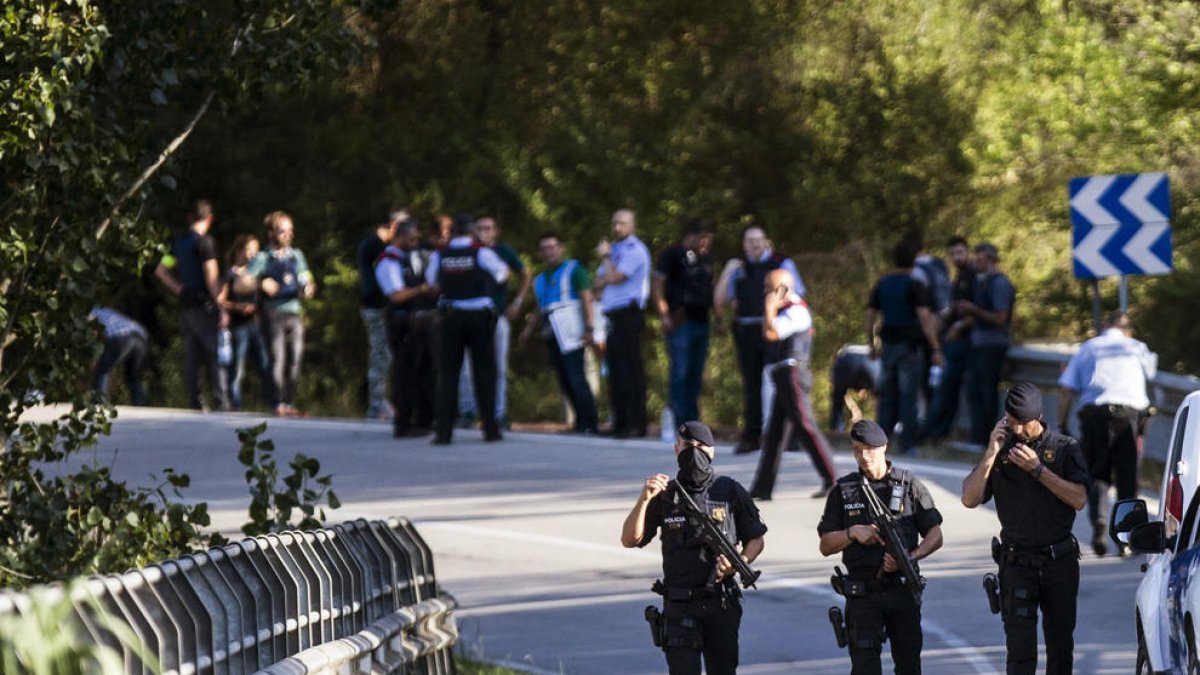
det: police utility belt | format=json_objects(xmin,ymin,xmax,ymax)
[
  {"xmin": 651, "ymin": 579, "xmax": 740, "ymax": 603},
  {"xmin": 991, "ymin": 536, "xmax": 1079, "ymax": 568},
  {"xmin": 645, "ymin": 580, "xmax": 740, "ymax": 652},
  {"xmin": 831, "ymin": 573, "xmax": 907, "ymax": 597},
  {"xmin": 1081, "ymin": 403, "xmax": 1144, "ymax": 416}
]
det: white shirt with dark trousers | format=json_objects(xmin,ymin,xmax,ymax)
[
  {"xmin": 1059, "ymin": 326, "xmax": 1158, "ymax": 533},
  {"xmin": 750, "ymin": 297, "xmax": 836, "ymax": 499}
]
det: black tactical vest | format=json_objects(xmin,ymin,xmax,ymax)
[
  {"xmin": 658, "ymin": 477, "xmax": 741, "ymax": 589},
  {"xmin": 734, "ymin": 252, "xmax": 787, "ymax": 319},
  {"xmin": 437, "ymin": 244, "xmax": 491, "ymax": 301},
  {"xmin": 835, "ymin": 469, "xmax": 920, "ymax": 579},
  {"xmin": 378, "ymin": 248, "xmax": 435, "ymax": 311}
]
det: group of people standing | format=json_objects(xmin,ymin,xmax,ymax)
[
  {"xmin": 135, "ymin": 200, "xmax": 316, "ymax": 416},
  {"xmin": 354, "ymin": 206, "xmax": 839, "ymax": 477},
  {"xmin": 865, "ymin": 234, "xmax": 1017, "ymax": 453}
]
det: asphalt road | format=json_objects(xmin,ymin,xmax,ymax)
[{"xmin": 46, "ymin": 406, "xmax": 1150, "ymax": 674}]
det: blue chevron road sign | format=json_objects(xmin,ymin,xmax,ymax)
[{"xmin": 1069, "ymin": 172, "xmax": 1172, "ymax": 279}]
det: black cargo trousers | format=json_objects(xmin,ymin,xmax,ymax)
[
  {"xmin": 660, "ymin": 595, "xmax": 742, "ymax": 675},
  {"xmin": 843, "ymin": 583, "xmax": 923, "ymax": 675},
  {"xmin": 998, "ymin": 549, "xmax": 1079, "ymax": 675}
]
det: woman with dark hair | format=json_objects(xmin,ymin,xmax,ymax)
[{"xmin": 219, "ymin": 235, "xmax": 271, "ymax": 409}]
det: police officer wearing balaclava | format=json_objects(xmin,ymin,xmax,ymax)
[
  {"xmin": 961, "ymin": 382, "xmax": 1088, "ymax": 675},
  {"xmin": 621, "ymin": 421, "xmax": 767, "ymax": 675},
  {"xmin": 818, "ymin": 420, "xmax": 943, "ymax": 675}
]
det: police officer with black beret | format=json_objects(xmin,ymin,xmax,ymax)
[
  {"xmin": 818, "ymin": 420, "xmax": 943, "ymax": 675},
  {"xmin": 961, "ymin": 382, "xmax": 1088, "ymax": 675},
  {"xmin": 621, "ymin": 421, "xmax": 767, "ymax": 675}
]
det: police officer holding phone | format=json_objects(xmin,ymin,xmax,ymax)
[
  {"xmin": 961, "ymin": 382, "xmax": 1088, "ymax": 675},
  {"xmin": 621, "ymin": 421, "xmax": 767, "ymax": 675}
]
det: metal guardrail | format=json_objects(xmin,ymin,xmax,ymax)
[
  {"xmin": 0, "ymin": 517, "xmax": 458, "ymax": 675},
  {"xmin": 1005, "ymin": 343, "xmax": 1200, "ymax": 463}
]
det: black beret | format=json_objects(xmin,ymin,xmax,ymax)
[
  {"xmin": 1005, "ymin": 382, "xmax": 1043, "ymax": 422},
  {"xmin": 850, "ymin": 420, "xmax": 888, "ymax": 448},
  {"xmin": 678, "ymin": 421, "xmax": 715, "ymax": 447}
]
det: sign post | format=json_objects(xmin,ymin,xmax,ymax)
[{"xmin": 1069, "ymin": 172, "xmax": 1172, "ymax": 325}]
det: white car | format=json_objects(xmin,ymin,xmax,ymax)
[{"xmin": 1112, "ymin": 390, "xmax": 1200, "ymax": 674}]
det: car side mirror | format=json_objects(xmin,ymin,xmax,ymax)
[
  {"xmin": 1110, "ymin": 499, "xmax": 1149, "ymax": 546},
  {"xmin": 1128, "ymin": 522, "xmax": 1168, "ymax": 554}
]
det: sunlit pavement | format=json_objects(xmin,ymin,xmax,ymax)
[{"xmin": 52, "ymin": 406, "xmax": 1146, "ymax": 674}]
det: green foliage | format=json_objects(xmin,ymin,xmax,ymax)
[
  {"xmin": 0, "ymin": 583, "xmax": 160, "ymax": 674},
  {"xmin": 0, "ymin": 403, "xmax": 217, "ymax": 588},
  {"xmin": 235, "ymin": 423, "xmax": 340, "ymax": 536},
  {"xmin": 455, "ymin": 656, "xmax": 525, "ymax": 675},
  {"xmin": 10, "ymin": 0, "xmax": 1200, "ymax": 432},
  {"xmin": 0, "ymin": 0, "xmax": 363, "ymax": 587},
  {"xmin": 168, "ymin": 0, "xmax": 1200, "ymax": 429}
]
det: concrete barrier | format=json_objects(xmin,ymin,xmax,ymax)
[{"xmin": 0, "ymin": 518, "xmax": 458, "ymax": 675}]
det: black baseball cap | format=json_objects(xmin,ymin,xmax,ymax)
[{"xmin": 678, "ymin": 421, "xmax": 715, "ymax": 447}]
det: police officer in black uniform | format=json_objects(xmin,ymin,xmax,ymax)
[
  {"xmin": 818, "ymin": 420, "xmax": 943, "ymax": 675},
  {"xmin": 425, "ymin": 214, "xmax": 510, "ymax": 444},
  {"xmin": 621, "ymin": 421, "xmax": 767, "ymax": 675},
  {"xmin": 961, "ymin": 382, "xmax": 1088, "ymax": 675},
  {"xmin": 375, "ymin": 217, "xmax": 438, "ymax": 437}
]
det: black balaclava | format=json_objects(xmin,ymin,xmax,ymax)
[{"xmin": 677, "ymin": 446, "xmax": 716, "ymax": 493}]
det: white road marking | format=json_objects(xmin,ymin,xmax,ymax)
[{"xmin": 420, "ymin": 520, "xmax": 996, "ymax": 674}]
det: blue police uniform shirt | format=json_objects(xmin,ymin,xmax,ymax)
[
  {"xmin": 425, "ymin": 236, "xmax": 510, "ymax": 309},
  {"xmin": 597, "ymin": 234, "xmax": 651, "ymax": 312},
  {"xmin": 1058, "ymin": 328, "xmax": 1157, "ymax": 409}
]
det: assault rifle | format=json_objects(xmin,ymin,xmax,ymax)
[
  {"xmin": 670, "ymin": 480, "xmax": 762, "ymax": 589},
  {"xmin": 859, "ymin": 474, "xmax": 925, "ymax": 606}
]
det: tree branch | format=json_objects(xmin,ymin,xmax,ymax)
[
  {"xmin": 94, "ymin": 89, "xmax": 215, "ymax": 241},
  {"xmin": 94, "ymin": 26, "xmax": 247, "ymax": 240}
]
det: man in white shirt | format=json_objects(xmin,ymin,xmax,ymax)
[
  {"xmin": 749, "ymin": 269, "xmax": 836, "ymax": 500},
  {"xmin": 594, "ymin": 208, "xmax": 652, "ymax": 438},
  {"xmin": 375, "ymin": 218, "xmax": 438, "ymax": 438},
  {"xmin": 1058, "ymin": 311, "xmax": 1157, "ymax": 556}
]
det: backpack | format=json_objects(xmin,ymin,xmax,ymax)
[{"xmin": 914, "ymin": 256, "xmax": 951, "ymax": 315}]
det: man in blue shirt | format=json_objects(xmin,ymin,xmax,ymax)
[
  {"xmin": 714, "ymin": 225, "xmax": 806, "ymax": 454},
  {"xmin": 521, "ymin": 232, "xmax": 599, "ymax": 433},
  {"xmin": 956, "ymin": 242, "xmax": 1016, "ymax": 445},
  {"xmin": 1058, "ymin": 311, "xmax": 1157, "ymax": 556},
  {"xmin": 653, "ymin": 218, "xmax": 715, "ymax": 427},
  {"xmin": 426, "ymin": 214, "xmax": 510, "ymax": 444},
  {"xmin": 594, "ymin": 208, "xmax": 652, "ymax": 438},
  {"xmin": 89, "ymin": 307, "xmax": 150, "ymax": 406},
  {"xmin": 866, "ymin": 239, "xmax": 943, "ymax": 454}
]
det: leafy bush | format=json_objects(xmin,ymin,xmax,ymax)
[
  {"xmin": 236, "ymin": 423, "xmax": 341, "ymax": 536},
  {"xmin": 0, "ymin": 403, "xmax": 216, "ymax": 588}
]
